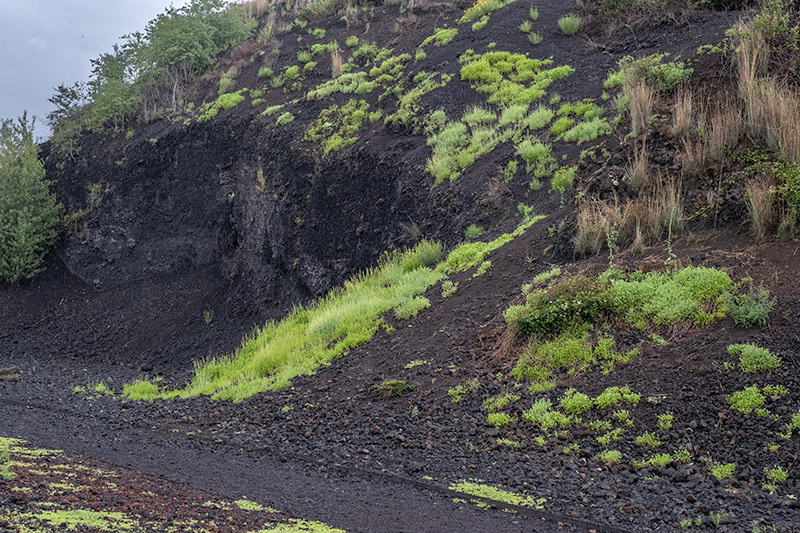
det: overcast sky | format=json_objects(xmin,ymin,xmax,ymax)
[{"xmin": 0, "ymin": 0, "xmax": 191, "ymax": 140}]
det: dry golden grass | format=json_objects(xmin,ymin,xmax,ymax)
[
  {"xmin": 707, "ymin": 100, "xmax": 743, "ymax": 161},
  {"xmin": 573, "ymin": 177, "xmax": 683, "ymax": 256},
  {"xmin": 745, "ymin": 177, "xmax": 775, "ymax": 241},
  {"xmin": 626, "ymin": 80, "xmax": 654, "ymax": 137},
  {"xmin": 761, "ymin": 83, "xmax": 800, "ymax": 164},
  {"xmin": 670, "ymin": 89, "xmax": 694, "ymax": 139},
  {"xmin": 331, "ymin": 49, "xmax": 343, "ymax": 77},
  {"xmin": 625, "ymin": 138, "xmax": 649, "ymax": 189},
  {"xmin": 678, "ymin": 137, "xmax": 707, "ymax": 178}
]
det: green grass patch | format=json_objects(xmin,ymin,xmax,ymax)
[
  {"xmin": 125, "ymin": 221, "xmax": 541, "ymax": 402},
  {"xmin": 304, "ymin": 99, "xmax": 371, "ymax": 154},
  {"xmin": 727, "ymin": 343, "xmax": 781, "ymax": 373},
  {"xmin": 729, "ymin": 385, "xmax": 766, "ymax": 415},
  {"xmin": 419, "ymin": 28, "xmax": 458, "ymax": 48},
  {"xmin": 458, "ymin": 0, "xmax": 518, "ymax": 24}
]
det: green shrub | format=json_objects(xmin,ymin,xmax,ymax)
[
  {"xmin": 441, "ymin": 279, "xmax": 458, "ymax": 298},
  {"xmin": 551, "ymin": 166, "xmax": 575, "ymax": 198},
  {"xmin": 298, "ymin": 51, "xmax": 312, "ymax": 63},
  {"xmin": 724, "ymin": 281, "xmax": 775, "ymax": 328},
  {"xmin": 459, "ymin": 0, "xmax": 511, "ymax": 24},
  {"xmin": 513, "ymin": 276, "xmax": 614, "ymax": 339},
  {"xmin": 562, "ymin": 117, "xmax": 612, "ymax": 144},
  {"xmin": 275, "ymin": 112, "xmax": 295, "ymax": 125},
  {"xmin": 488, "ymin": 412, "xmax": 515, "ymax": 427},
  {"xmin": 285, "ymin": 66, "xmax": 301, "ymax": 80},
  {"xmin": 558, "ymin": 14, "xmax": 582, "ymax": 35},
  {"xmin": 0, "ymin": 114, "xmax": 62, "ymax": 283},
  {"xmin": 710, "ymin": 461, "xmax": 735, "ymax": 481},
  {"xmin": 472, "ymin": 15, "xmax": 490, "ymax": 31},
  {"xmin": 559, "ymin": 388, "xmax": 593, "ymax": 414},
  {"xmin": 609, "ymin": 54, "xmax": 693, "ymax": 94},
  {"xmin": 346, "ymin": 35, "xmax": 359, "ymax": 47},
  {"xmin": 420, "ymin": 28, "xmax": 459, "ymax": 48},
  {"xmin": 727, "ymin": 343, "xmax": 781, "ymax": 373},
  {"xmin": 528, "ymin": 32, "xmax": 543, "ymax": 45},
  {"xmin": 395, "ymin": 296, "xmax": 431, "ymax": 319},
  {"xmin": 305, "ymin": 99, "xmax": 371, "ymax": 154},
  {"xmin": 215, "ymin": 92, "xmax": 244, "ymax": 110},
  {"xmin": 522, "ymin": 398, "xmax": 574, "ymax": 430},
  {"xmin": 594, "ymin": 385, "xmax": 640, "ymax": 409},
  {"xmin": 465, "ymin": 224, "xmax": 484, "ymax": 239},
  {"xmin": 598, "ymin": 450, "xmax": 622, "ymax": 464},
  {"xmin": 729, "ymin": 385, "xmax": 766, "ymax": 414},
  {"xmin": 461, "ymin": 105, "xmax": 496, "ymax": 125},
  {"xmin": 377, "ymin": 379, "xmax": 416, "ymax": 398}
]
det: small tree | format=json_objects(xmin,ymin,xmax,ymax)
[{"xmin": 0, "ymin": 113, "xmax": 62, "ymax": 284}]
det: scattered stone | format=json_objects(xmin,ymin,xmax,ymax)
[{"xmin": 0, "ymin": 366, "xmax": 21, "ymax": 381}]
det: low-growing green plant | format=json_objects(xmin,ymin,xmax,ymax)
[
  {"xmin": 724, "ymin": 281, "xmax": 775, "ymax": 328},
  {"xmin": 305, "ymin": 99, "xmax": 371, "ymax": 154},
  {"xmin": 595, "ymin": 385, "xmax": 640, "ymax": 409},
  {"xmin": 395, "ymin": 296, "xmax": 431, "ymax": 319},
  {"xmin": 0, "ymin": 443, "xmax": 15, "ymax": 481},
  {"xmin": 597, "ymin": 428, "xmax": 625, "ymax": 446},
  {"xmin": 710, "ymin": 461, "xmax": 735, "ymax": 481},
  {"xmin": 346, "ymin": 35, "xmax": 359, "ymax": 47},
  {"xmin": 635, "ymin": 431, "xmax": 662, "ymax": 447},
  {"xmin": 763, "ymin": 384, "xmax": 788, "ymax": 396},
  {"xmin": 488, "ymin": 412, "xmax": 515, "ymax": 427},
  {"xmin": 404, "ymin": 359, "xmax": 429, "ymax": 369},
  {"xmin": 658, "ymin": 411, "xmax": 674, "ymax": 431},
  {"xmin": 529, "ymin": 6, "xmax": 538, "ymax": 20},
  {"xmin": 275, "ymin": 111, "xmax": 295, "ymax": 125},
  {"xmin": 465, "ymin": 224, "xmax": 485, "ymax": 239},
  {"xmin": 729, "ymin": 385, "xmax": 766, "ymax": 414},
  {"xmin": 496, "ymin": 438, "xmax": 520, "ymax": 448},
  {"xmin": 441, "ymin": 279, "xmax": 458, "ymax": 298},
  {"xmin": 472, "ymin": 15, "xmax": 489, "ymax": 31},
  {"xmin": 523, "ymin": 398, "xmax": 574, "ymax": 430},
  {"xmin": 377, "ymin": 379, "xmax": 416, "ymax": 398},
  {"xmin": 484, "ymin": 392, "xmax": 520, "ymax": 412},
  {"xmin": 559, "ymin": 388, "xmax": 593, "ymax": 414},
  {"xmin": 727, "ymin": 343, "xmax": 781, "ymax": 373},
  {"xmin": 420, "ymin": 28, "xmax": 458, "ymax": 48},
  {"xmin": 520, "ymin": 20, "xmax": 532, "ymax": 33},
  {"xmin": 528, "ymin": 32, "xmax": 543, "ymax": 45},
  {"xmin": 473, "ymin": 260, "xmax": 492, "ymax": 277},
  {"xmin": 551, "ymin": 165, "xmax": 575, "ymax": 202},
  {"xmin": 558, "ymin": 14, "xmax": 582, "ymax": 35},
  {"xmin": 532, "ymin": 267, "xmax": 561, "ymax": 284},
  {"xmin": 597, "ymin": 450, "xmax": 622, "ymax": 465},
  {"xmin": 262, "ymin": 104, "xmax": 283, "ymax": 116}
]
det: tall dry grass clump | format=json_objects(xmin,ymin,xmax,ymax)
[
  {"xmin": 625, "ymin": 138, "xmax": 649, "ymax": 189},
  {"xmin": 671, "ymin": 90, "xmax": 694, "ymax": 139},
  {"xmin": 330, "ymin": 49, "xmax": 343, "ymax": 77},
  {"xmin": 573, "ymin": 177, "xmax": 683, "ymax": 256},
  {"xmin": 707, "ymin": 100, "xmax": 743, "ymax": 161},
  {"xmin": 745, "ymin": 177, "xmax": 776, "ymax": 240},
  {"xmin": 678, "ymin": 137, "xmax": 707, "ymax": 178},
  {"xmin": 626, "ymin": 80, "xmax": 654, "ymax": 137}
]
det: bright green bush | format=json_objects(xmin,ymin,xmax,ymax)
[
  {"xmin": 729, "ymin": 385, "xmax": 766, "ymax": 414},
  {"xmin": 727, "ymin": 343, "xmax": 781, "ymax": 373},
  {"xmin": 304, "ymin": 99, "xmax": 371, "ymax": 154},
  {"xmin": 0, "ymin": 114, "xmax": 62, "ymax": 283},
  {"xmin": 724, "ymin": 281, "xmax": 775, "ymax": 328},
  {"xmin": 395, "ymin": 296, "xmax": 431, "ymax": 319},
  {"xmin": 558, "ymin": 14, "xmax": 582, "ymax": 35},
  {"xmin": 276, "ymin": 112, "xmax": 295, "ymax": 125}
]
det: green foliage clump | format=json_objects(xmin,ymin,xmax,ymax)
[
  {"xmin": 594, "ymin": 385, "xmax": 640, "ymax": 409},
  {"xmin": 483, "ymin": 392, "xmax": 520, "ymax": 412},
  {"xmin": 377, "ymin": 379, "xmax": 416, "ymax": 398},
  {"xmin": 561, "ymin": 117, "xmax": 612, "ymax": 144},
  {"xmin": 512, "ymin": 276, "xmax": 614, "ymax": 339},
  {"xmin": 598, "ymin": 449, "xmax": 622, "ymax": 464},
  {"xmin": 729, "ymin": 385, "xmax": 766, "ymax": 414},
  {"xmin": 305, "ymin": 99, "xmax": 371, "ymax": 154},
  {"xmin": 460, "ymin": 51, "xmax": 574, "ymax": 106},
  {"xmin": 394, "ymin": 296, "xmax": 431, "ymax": 319},
  {"xmin": 461, "ymin": 105, "xmax": 497, "ymax": 126},
  {"xmin": 558, "ymin": 14, "xmax": 582, "ymax": 35},
  {"xmin": 728, "ymin": 343, "xmax": 781, "ymax": 373},
  {"xmin": 559, "ymin": 388, "xmax": 593, "ymax": 414},
  {"xmin": 710, "ymin": 461, "xmax": 735, "ymax": 481},
  {"xmin": 0, "ymin": 114, "xmax": 62, "ymax": 284},
  {"xmin": 197, "ymin": 91, "xmax": 245, "ymax": 122},
  {"xmin": 487, "ymin": 412, "xmax": 515, "ymax": 427},
  {"xmin": 276, "ymin": 112, "xmax": 295, "ymax": 125},
  {"xmin": 346, "ymin": 36, "xmax": 359, "ymax": 47},
  {"xmin": 516, "ymin": 139, "xmax": 555, "ymax": 176},
  {"xmin": 724, "ymin": 281, "xmax": 775, "ymax": 328},
  {"xmin": 441, "ymin": 279, "xmax": 458, "ymax": 298},
  {"xmin": 523, "ymin": 398, "xmax": 574, "ymax": 430},
  {"xmin": 420, "ymin": 28, "xmax": 459, "ymax": 48},
  {"xmin": 551, "ymin": 166, "xmax": 576, "ymax": 198},
  {"xmin": 610, "ymin": 267, "xmax": 732, "ymax": 327},
  {"xmin": 465, "ymin": 224, "xmax": 485, "ymax": 239},
  {"xmin": 458, "ymin": 0, "xmax": 517, "ymax": 23},
  {"xmin": 607, "ymin": 53, "xmax": 693, "ymax": 94},
  {"xmin": 472, "ymin": 15, "xmax": 490, "ymax": 31},
  {"xmin": 218, "ymin": 68, "xmax": 236, "ymax": 94}
]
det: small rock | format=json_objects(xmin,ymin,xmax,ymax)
[
  {"xmin": 686, "ymin": 494, "xmax": 697, "ymax": 504},
  {"xmin": 0, "ymin": 366, "xmax": 21, "ymax": 381}
]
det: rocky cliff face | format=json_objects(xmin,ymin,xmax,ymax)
[{"xmin": 45, "ymin": 110, "xmax": 488, "ymax": 318}]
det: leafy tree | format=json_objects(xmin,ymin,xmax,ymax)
[
  {"xmin": 0, "ymin": 113, "xmax": 62, "ymax": 284},
  {"xmin": 47, "ymin": 82, "xmax": 88, "ymax": 159},
  {"xmin": 85, "ymin": 45, "xmax": 139, "ymax": 133}
]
